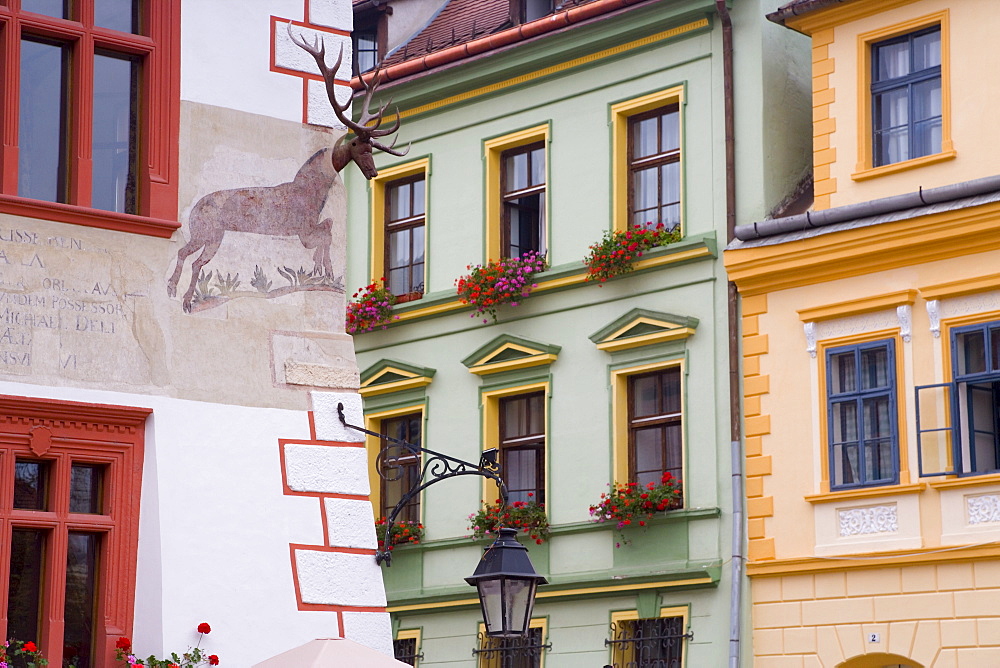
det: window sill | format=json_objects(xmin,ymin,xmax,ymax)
[
  {"xmin": 928, "ymin": 473, "xmax": 1000, "ymax": 491},
  {"xmin": 851, "ymin": 149, "xmax": 957, "ymax": 182},
  {"xmin": 356, "ymin": 232, "xmax": 718, "ymax": 331},
  {"xmin": 0, "ymin": 194, "xmax": 179, "ymax": 238},
  {"xmin": 805, "ymin": 482, "xmax": 926, "ymax": 504}
]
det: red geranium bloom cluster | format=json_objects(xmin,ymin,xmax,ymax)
[
  {"xmin": 346, "ymin": 279, "xmax": 398, "ymax": 334},
  {"xmin": 0, "ymin": 639, "xmax": 47, "ymax": 665},
  {"xmin": 375, "ymin": 518, "xmax": 425, "ymax": 551},
  {"xmin": 468, "ymin": 496, "xmax": 549, "ymax": 544},
  {"xmin": 583, "ymin": 222, "xmax": 681, "ymax": 284},
  {"xmin": 456, "ymin": 251, "xmax": 546, "ymax": 323},
  {"xmin": 114, "ymin": 623, "xmax": 219, "ymax": 667},
  {"xmin": 589, "ymin": 471, "xmax": 683, "ymax": 546}
]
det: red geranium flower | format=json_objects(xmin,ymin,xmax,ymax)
[
  {"xmin": 116, "ymin": 637, "xmax": 132, "ymax": 650},
  {"xmin": 209, "ymin": 655, "xmax": 220, "ymax": 665},
  {"xmin": 23, "ymin": 641, "xmax": 37, "ymax": 652},
  {"xmin": 198, "ymin": 622, "xmax": 212, "ymax": 634}
]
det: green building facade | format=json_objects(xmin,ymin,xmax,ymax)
[{"xmin": 343, "ymin": 0, "xmax": 810, "ymax": 664}]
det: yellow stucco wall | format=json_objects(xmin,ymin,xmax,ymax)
[{"xmin": 793, "ymin": 0, "xmax": 999, "ymax": 211}]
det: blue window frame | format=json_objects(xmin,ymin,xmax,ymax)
[
  {"xmin": 871, "ymin": 26, "xmax": 941, "ymax": 167},
  {"xmin": 826, "ymin": 340, "xmax": 898, "ymax": 489},
  {"xmin": 916, "ymin": 321, "xmax": 1000, "ymax": 477}
]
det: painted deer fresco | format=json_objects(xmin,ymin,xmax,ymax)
[{"xmin": 167, "ymin": 24, "xmax": 407, "ymax": 312}]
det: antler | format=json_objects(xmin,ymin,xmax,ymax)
[
  {"xmin": 287, "ymin": 23, "xmax": 367, "ymax": 135},
  {"xmin": 288, "ymin": 23, "xmax": 410, "ymax": 160}
]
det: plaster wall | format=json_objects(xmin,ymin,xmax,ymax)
[
  {"xmin": 751, "ymin": 561, "xmax": 1000, "ymax": 666},
  {"xmin": 819, "ymin": 0, "xmax": 1000, "ymax": 209},
  {"xmin": 0, "ymin": 380, "xmax": 387, "ymax": 664},
  {"xmin": 750, "ymin": 248, "xmax": 1000, "ymax": 562},
  {"xmin": 345, "ymin": 27, "xmax": 718, "ymax": 295}
]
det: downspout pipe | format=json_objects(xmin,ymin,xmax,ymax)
[{"xmin": 715, "ymin": 2, "xmax": 744, "ymax": 668}]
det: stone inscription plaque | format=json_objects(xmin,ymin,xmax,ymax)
[{"xmin": 0, "ymin": 226, "xmax": 156, "ymax": 385}]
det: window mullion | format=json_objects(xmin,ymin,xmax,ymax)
[
  {"xmin": 1, "ymin": 17, "xmax": 20, "ymax": 195},
  {"xmin": 68, "ymin": 29, "xmax": 93, "ymax": 207}
]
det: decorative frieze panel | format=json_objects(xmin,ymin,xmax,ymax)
[
  {"xmin": 838, "ymin": 504, "xmax": 898, "ymax": 537},
  {"xmin": 967, "ymin": 494, "xmax": 1000, "ymax": 525}
]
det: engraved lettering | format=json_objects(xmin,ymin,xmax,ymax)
[
  {"xmin": 0, "ymin": 352, "xmax": 30, "ymax": 366},
  {"xmin": 21, "ymin": 253, "xmax": 44, "ymax": 268}
]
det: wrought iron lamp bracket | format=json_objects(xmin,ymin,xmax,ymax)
[{"xmin": 336, "ymin": 402, "xmax": 509, "ymax": 566}]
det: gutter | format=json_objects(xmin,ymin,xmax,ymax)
[
  {"xmin": 765, "ymin": 0, "xmax": 850, "ymax": 27},
  {"xmin": 352, "ymin": 0, "xmax": 648, "ymax": 89},
  {"xmin": 715, "ymin": 2, "xmax": 743, "ymax": 668},
  {"xmin": 734, "ymin": 174, "xmax": 1000, "ymax": 242}
]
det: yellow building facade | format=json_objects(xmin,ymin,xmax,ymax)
[{"xmin": 726, "ymin": 1, "xmax": 1000, "ymax": 665}]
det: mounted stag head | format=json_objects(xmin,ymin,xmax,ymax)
[{"xmin": 288, "ymin": 24, "xmax": 409, "ymax": 179}]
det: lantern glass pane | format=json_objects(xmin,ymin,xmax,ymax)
[
  {"xmin": 478, "ymin": 578, "xmax": 503, "ymax": 634},
  {"xmin": 504, "ymin": 578, "xmax": 535, "ymax": 636}
]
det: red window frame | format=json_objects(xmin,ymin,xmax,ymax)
[
  {"xmin": 0, "ymin": 0, "xmax": 180, "ymax": 237},
  {"xmin": 0, "ymin": 394, "xmax": 148, "ymax": 667}
]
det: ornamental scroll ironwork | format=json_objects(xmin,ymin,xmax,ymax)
[
  {"xmin": 393, "ymin": 638, "xmax": 423, "ymax": 666},
  {"xmin": 605, "ymin": 618, "xmax": 690, "ymax": 668},
  {"xmin": 336, "ymin": 402, "xmax": 509, "ymax": 565},
  {"xmin": 472, "ymin": 628, "xmax": 550, "ymax": 667}
]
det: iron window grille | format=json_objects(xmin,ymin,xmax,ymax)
[
  {"xmin": 473, "ymin": 627, "xmax": 550, "ymax": 667},
  {"xmin": 871, "ymin": 26, "xmax": 941, "ymax": 167},
  {"xmin": 393, "ymin": 637, "xmax": 423, "ymax": 665},
  {"xmin": 917, "ymin": 320, "xmax": 1000, "ymax": 477},
  {"xmin": 605, "ymin": 617, "xmax": 690, "ymax": 668},
  {"xmin": 826, "ymin": 339, "xmax": 899, "ymax": 489}
]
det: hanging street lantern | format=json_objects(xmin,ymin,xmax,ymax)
[{"xmin": 465, "ymin": 527, "xmax": 548, "ymax": 638}]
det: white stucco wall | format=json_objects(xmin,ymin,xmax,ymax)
[
  {"xmin": 181, "ymin": 0, "xmax": 353, "ymax": 125},
  {"xmin": 0, "ymin": 381, "xmax": 388, "ymax": 664}
]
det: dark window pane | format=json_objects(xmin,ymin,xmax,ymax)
[
  {"xmin": 94, "ymin": 0, "xmax": 139, "ymax": 33},
  {"xmin": 92, "ymin": 52, "xmax": 139, "ymax": 214},
  {"xmin": 8, "ymin": 529, "xmax": 45, "ymax": 646},
  {"xmin": 874, "ymin": 40, "xmax": 909, "ymax": 81},
  {"xmin": 63, "ymin": 532, "xmax": 100, "ymax": 668},
  {"xmin": 860, "ymin": 347, "xmax": 889, "ymax": 390},
  {"xmin": 608, "ymin": 617, "xmax": 684, "ymax": 667},
  {"xmin": 912, "ymin": 30, "xmax": 941, "ymax": 70},
  {"xmin": 14, "ymin": 460, "xmax": 49, "ymax": 510},
  {"xmin": 393, "ymin": 637, "xmax": 418, "ymax": 665},
  {"xmin": 19, "ymin": 39, "xmax": 69, "ymax": 203},
  {"xmin": 21, "ymin": 0, "xmax": 68, "ymax": 19},
  {"xmin": 70, "ymin": 464, "xmax": 104, "ymax": 514},
  {"xmin": 380, "ymin": 414, "xmax": 421, "ymax": 522},
  {"xmin": 958, "ymin": 330, "xmax": 987, "ymax": 376}
]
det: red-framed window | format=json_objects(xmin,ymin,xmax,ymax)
[
  {"xmin": 0, "ymin": 0, "xmax": 180, "ymax": 237},
  {"xmin": 0, "ymin": 394, "xmax": 148, "ymax": 668}
]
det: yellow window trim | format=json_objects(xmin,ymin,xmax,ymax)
[
  {"xmin": 854, "ymin": 11, "xmax": 952, "ymax": 176},
  {"xmin": 608, "ymin": 606, "xmax": 688, "ymax": 666},
  {"xmin": 804, "ymin": 482, "xmax": 925, "ymax": 504},
  {"xmin": 468, "ymin": 354, "xmax": 558, "ymax": 376},
  {"xmin": 797, "ymin": 290, "xmax": 917, "ymax": 323},
  {"xmin": 920, "ymin": 274, "xmax": 1000, "ymax": 301},
  {"xmin": 483, "ymin": 124, "xmax": 550, "ymax": 263},
  {"xmin": 365, "ymin": 404, "xmax": 426, "ymax": 521},
  {"xmin": 610, "ymin": 360, "xmax": 685, "ymax": 487},
  {"xmin": 369, "ymin": 158, "xmax": 431, "ymax": 287},
  {"xmin": 610, "ymin": 85, "xmax": 685, "ymax": 234},
  {"xmin": 927, "ymin": 472, "xmax": 1000, "ymax": 491},
  {"xmin": 360, "ymin": 366, "xmax": 434, "ymax": 398},
  {"xmin": 394, "ymin": 628, "xmax": 421, "ymax": 667},
  {"xmin": 480, "ymin": 381, "xmax": 549, "ymax": 504},
  {"xmin": 476, "ymin": 618, "xmax": 547, "ymax": 668},
  {"xmin": 816, "ymin": 330, "xmax": 910, "ymax": 492}
]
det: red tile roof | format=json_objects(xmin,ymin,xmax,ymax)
[{"xmin": 355, "ymin": 0, "xmax": 650, "ymax": 88}]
